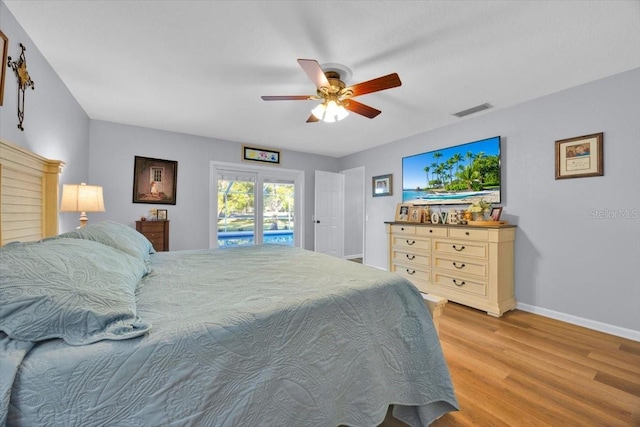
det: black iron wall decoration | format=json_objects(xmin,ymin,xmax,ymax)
[{"xmin": 7, "ymin": 43, "xmax": 35, "ymax": 131}]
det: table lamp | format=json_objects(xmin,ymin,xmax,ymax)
[{"xmin": 60, "ymin": 182, "xmax": 105, "ymax": 228}]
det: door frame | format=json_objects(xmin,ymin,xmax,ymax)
[
  {"xmin": 340, "ymin": 166, "xmax": 366, "ymax": 263},
  {"xmin": 209, "ymin": 161, "xmax": 305, "ymax": 248}
]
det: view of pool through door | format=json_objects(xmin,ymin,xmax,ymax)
[{"xmin": 211, "ymin": 162, "xmax": 304, "ymax": 248}]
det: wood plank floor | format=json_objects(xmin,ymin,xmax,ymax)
[{"xmin": 428, "ymin": 303, "xmax": 640, "ymax": 426}]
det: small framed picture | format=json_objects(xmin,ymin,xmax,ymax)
[
  {"xmin": 243, "ymin": 145, "xmax": 280, "ymax": 165},
  {"xmin": 395, "ymin": 203, "xmax": 412, "ymax": 222},
  {"xmin": 408, "ymin": 206, "xmax": 422, "ymax": 223},
  {"xmin": 372, "ymin": 174, "xmax": 392, "ymax": 197},
  {"xmin": 490, "ymin": 207, "xmax": 503, "ymax": 221},
  {"xmin": 555, "ymin": 132, "xmax": 603, "ymax": 179},
  {"xmin": 157, "ymin": 209, "xmax": 168, "ymax": 220}
]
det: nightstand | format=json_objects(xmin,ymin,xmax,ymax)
[{"xmin": 136, "ymin": 220, "xmax": 170, "ymax": 251}]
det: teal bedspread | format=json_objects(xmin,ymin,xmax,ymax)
[{"xmin": 6, "ymin": 245, "xmax": 457, "ymax": 426}]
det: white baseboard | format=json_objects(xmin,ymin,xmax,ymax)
[
  {"xmin": 517, "ymin": 302, "xmax": 640, "ymax": 342},
  {"xmin": 344, "ymin": 254, "xmax": 363, "ymax": 260}
]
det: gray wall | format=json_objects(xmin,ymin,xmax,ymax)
[
  {"xmin": 0, "ymin": 2, "xmax": 90, "ymax": 234},
  {"xmin": 339, "ymin": 68, "xmax": 640, "ymax": 334},
  {"xmin": 87, "ymin": 120, "xmax": 337, "ymax": 251}
]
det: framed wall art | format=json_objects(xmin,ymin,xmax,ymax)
[
  {"xmin": 243, "ymin": 145, "xmax": 280, "ymax": 165},
  {"xmin": 372, "ymin": 174, "xmax": 392, "ymax": 197},
  {"xmin": 132, "ymin": 156, "xmax": 178, "ymax": 205},
  {"xmin": 0, "ymin": 31, "xmax": 8, "ymax": 106},
  {"xmin": 555, "ymin": 132, "xmax": 603, "ymax": 179}
]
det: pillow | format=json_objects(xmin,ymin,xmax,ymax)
[
  {"xmin": 58, "ymin": 220, "xmax": 155, "ymax": 262},
  {"xmin": 0, "ymin": 238, "xmax": 151, "ymax": 345}
]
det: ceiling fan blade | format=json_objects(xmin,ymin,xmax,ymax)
[
  {"xmin": 343, "ymin": 99, "xmax": 381, "ymax": 119},
  {"xmin": 297, "ymin": 59, "xmax": 330, "ymax": 89},
  {"xmin": 261, "ymin": 95, "xmax": 313, "ymax": 101},
  {"xmin": 344, "ymin": 73, "xmax": 402, "ymax": 98},
  {"xmin": 306, "ymin": 114, "xmax": 320, "ymax": 123}
]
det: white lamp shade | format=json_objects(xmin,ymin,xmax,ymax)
[{"xmin": 60, "ymin": 183, "xmax": 105, "ymax": 213}]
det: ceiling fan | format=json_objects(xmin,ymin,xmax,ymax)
[{"xmin": 261, "ymin": 59, "xmax": 402, "ymax": 123}]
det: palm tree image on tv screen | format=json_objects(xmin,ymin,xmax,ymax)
[{"xmin": 402, "ymin": 136, "xmax": 501, "ymax": 206}]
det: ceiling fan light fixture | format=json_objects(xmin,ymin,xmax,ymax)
[{"xmin": 311, "ymin": 100, "xmax": 349, "ymax": 123}]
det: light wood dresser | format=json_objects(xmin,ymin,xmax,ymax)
[{"xmin": 386, "ymin": 222, "xmax": 516, "ymax": 317}]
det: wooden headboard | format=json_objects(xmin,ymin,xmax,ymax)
[{"xmin": 0, "ymin": 139, "xmax": 64, "ymax": 245}]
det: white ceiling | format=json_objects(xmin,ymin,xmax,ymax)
[{"xmin": 4, "ymin": 1, "xmax": 640, "ymax": 157}]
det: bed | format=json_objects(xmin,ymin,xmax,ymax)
[{"xmin": 0, "ymin": 139, "xmax": 458, "ymax": 426}]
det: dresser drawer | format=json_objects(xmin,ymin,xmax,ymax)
[
  {"xmin": 392, "ymin": 249, "xmax": 430, "ymax": 267},
  {"xmin": 392, "ymin": 264, "xmax": 431, "ymax": 283},
  {"xmin": 416, "ymin": 226, "xmax": 448, "ymax": 238},
  {"xmin": 433, "ymin": 272, "xmax": 486, "ymax": 296},
  {"xmin": 433, "ymin": 239, "xmax": 488, "ymax": 259},
  {"xmin": 146, "ymin": 236, "xmax": 165, "ymax": 251},
  {"xmin": 139, "ymin": 221, "xmax": 165, "ymax": 232},
  {"xmin": 136, "ymin": 220, "xmax": 169, "ymax": 252},
  {"xmin": 434, "ymin": 255, "xmax": 488, "ymax": 278},
  {"xmin": 392, "ymin": 236, "xmax": 431, "ymax": 251},
  {"xmin": 391, "ymin": 224, "xmax": 415, "ymax": 235},
  {"xmin": 449, "ymin": 227, "xmax": 489, "ymax": 241}
]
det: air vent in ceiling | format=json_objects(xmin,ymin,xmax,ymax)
[{"xmin": 453, "ymin": 103, "xmax": 493, "ymax": 118}]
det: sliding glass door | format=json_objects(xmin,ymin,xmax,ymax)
[
  {"xmin": 212, "ymin": 162, "xmax": 304, "ymax": 248},
  {"xmin": 217, "ymin": 174, "xmax": 256, "ymax": 246}
]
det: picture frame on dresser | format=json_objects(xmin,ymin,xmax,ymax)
[
  {"xmin": 395, "ymin": 203, "xmax": 412, "ymax": 222},
  {"xmin": 408, "ymin": 206, "xmax": 423, "ymax": 223},
  {"xmin": 555, "ymin": 132, "xmax": 603, "ymax": 179},
  {"xmin": 157, "ymin": 209, "xmax": 168, "ymax": 220},
  {"xmin": 490, "ymin": 207, "xmax": 503, "ymax": 221}
]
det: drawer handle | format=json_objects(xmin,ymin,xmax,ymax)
[
  {"xmin": 429, "ymin": 229, "xmax": 433, "ymax": 233},
  {"xmin": 406, "ymin": 269, "xmax": 416, "ymax": 275},
  {"xmin": 406, "ymin": 239, "xmax": 415, "ymax": 245},
  {"xmin": 401, "ymin": 227, "xmax": 405, "ymax": 231},
  {"xmin": 453, "ymin": 279, "xmax": 466, "ymax": 287},
  {"xmin": 465, "ymin": 231, "xmax": 470, "ymax": 236},
  {"xmin": 452, "ymin": 262, "xmax": 466, "ymax": 269},
  {"xmin": 452, "ymin": 245, "xmax": 465, "ymax": 252},
  {"xmin": 406, "ymin": 254, "xmax": 416, "ymax": 260}
]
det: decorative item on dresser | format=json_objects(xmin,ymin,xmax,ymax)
[
  {"xmin": 386, "ymin": 221, "xmax": 516, "ymax": 317},
  {"xmin": 135, "ymin": 220, "xmax": 169, "ymax": 251}
]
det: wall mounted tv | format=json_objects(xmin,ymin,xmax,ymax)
[{"xmin": 402, "ymin": 136, "xmax": 501, "ymax": 205}]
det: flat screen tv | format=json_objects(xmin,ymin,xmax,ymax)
[{"xmin": 402, "ymin": 136, "xmax": 501, "ymax": 205}]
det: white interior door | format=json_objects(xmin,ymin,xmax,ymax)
[{"xmin": 314, "ymin": 170, "xmax": 344, "ymax": 258}]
